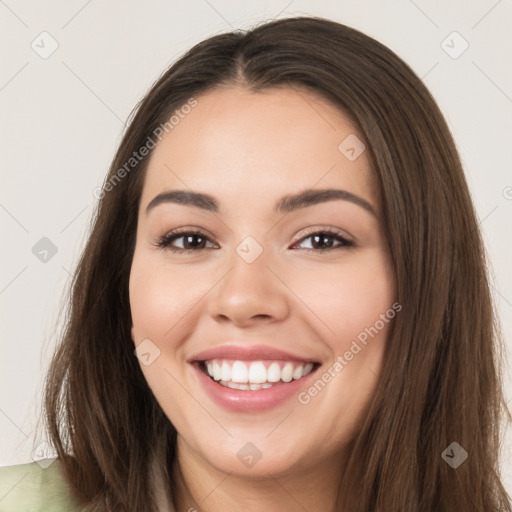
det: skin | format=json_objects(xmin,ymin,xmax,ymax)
[{"xmin": 129, "ymin": 86, "xmax": 395, "ymax": 512}]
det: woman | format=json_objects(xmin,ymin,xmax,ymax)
[{"xmin": 1, "ymin": 15, "xmax": 510, "ymax": 512}]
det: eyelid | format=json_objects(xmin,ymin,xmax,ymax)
[
  {"xmin": 154, "ymin": 224, "xmax": 355, "ymax": 254},
  {"xmin": 154, "ymin": 226, "xmax": 218, "ymax": 251},
  {"xmin": 292, "ymin": 225, "xmax": 355, "ymax": 245}
]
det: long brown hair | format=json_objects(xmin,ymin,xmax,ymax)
[{"xmin": 42, "ymin": 16, "xmax": 511, "ymax": 511}]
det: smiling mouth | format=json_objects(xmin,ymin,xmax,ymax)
[{"xmin": 198, "ymin": 359, "xmax": 320, "ymax": 391}]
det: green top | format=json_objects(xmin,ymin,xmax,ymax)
[{"xmin": 0, "ymin": 459, "xmax": 81, "ymax": 511}]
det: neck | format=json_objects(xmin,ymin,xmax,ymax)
[{"xmin": 171, "ymin": 438, "xmax": 348, "ymax": 512}]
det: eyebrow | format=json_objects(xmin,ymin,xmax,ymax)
[{"xmin": 146, "ymin": 188, "xmax": 377, "ymax": 217}]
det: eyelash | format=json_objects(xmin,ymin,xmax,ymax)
[{"xmin": 155, "ymin": 227, "xmax": 355, "ymax": 254}]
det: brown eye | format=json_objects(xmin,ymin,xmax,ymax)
[
  {"xmin": 156, "ymin": 230, "xmax": 217, "ymax": 252},
  {"xmin": 292, "ymin": 230, "xmax": 354, "ymax": 252}
]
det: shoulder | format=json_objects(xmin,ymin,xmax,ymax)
[{"xmin": 0, "ymin": 458, "xmax": 82, "ymax": 512}]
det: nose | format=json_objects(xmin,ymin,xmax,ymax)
[{"xmin": 206, "ymin": 246, "xmax": 290, "ymax": 327}]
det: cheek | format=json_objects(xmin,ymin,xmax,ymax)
[
  {"xmin": 290, "ymin": 254, "xmax": 394, "ymax": 436},
  {"xmin": 129, "ymin": 257, "xmax": 204, "ymax": 340},
  {"xmin": 290, "ymin": 251, "xmax": 395, "ymax": 345},
  {"xmin": 129, "ymin": 271, "xmax": 172, "ymax": 339},
  {"xmin": 129, "ymin": 258, "xmax": 195, "ymax": 418}
]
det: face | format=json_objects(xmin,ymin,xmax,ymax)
[{"xmin": 129, "ymin": 86, "xmax": 396, "ymax": 479}]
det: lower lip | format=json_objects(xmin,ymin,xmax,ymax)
[{"xmin": 192, "ymin": 363, "xmax": 319, "ymax": 412}]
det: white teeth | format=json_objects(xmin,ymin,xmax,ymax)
[
  {"xmin": 281, "ymin": 362, "xmax": 293, "ymax": 383},
  {"xmin": 221, "ymin": 361, "xmax": 231, "ymax": 381},
  {"xmin": 212, "ymin": 360, "xmax": 222, "ymax": 381},
  {"xmin": 292, "ymin": 365, "xmax": 304, "ymax": 380},
  {"xmin": 219, "ymin": 381, "xmax": 273, "ymax": 391},
  {"xmin": 231, "ymin": 361, "xmax": 248, "ymax": 383},
  {"xmin": 267, "ymin": 362, "xmax": 281, "ymax": 382},
  {"xmin": 225, "ymin": 381, "xmax": 244, "ymax": 390},
  {"xmin": 203, "ymin": 359, "xmax": 316, "ymax": 388},
  {"xmin": 248, "ymin": 362, "xmax": 267, "ymax": 384}
]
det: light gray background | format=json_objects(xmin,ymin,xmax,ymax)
[{"xmin": 1, "ymin": 0, "xmax": 511, "ymax": 493}]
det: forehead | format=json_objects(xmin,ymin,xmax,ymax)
[{"xmin": 140, "ymin": 86, "xmax": 375, "ymax": 214}]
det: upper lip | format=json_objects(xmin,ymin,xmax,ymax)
[{"xmin": 190, "ymin": 344, "xmax": 319, "ymax": 364}]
